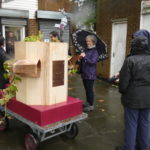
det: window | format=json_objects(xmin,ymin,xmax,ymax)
[{"xmin": 2, "ymin": 25, "xmax": 25, "ymax": 57}]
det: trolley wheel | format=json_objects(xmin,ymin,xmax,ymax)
[
  {"xmin": 25, "ymin": 133, "xmax": 40, "ymax": 150},
  {"xmin": 64, "ymin": 123, "xmax": 79, "ymax": 139},
  {"xmin": 0, "ymin": 115, "xmax": 9, "ymax": 131}
]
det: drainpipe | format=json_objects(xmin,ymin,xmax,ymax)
[{"xmin": 0, "ymin": 0, "xmax": 2, "ymax": 8}]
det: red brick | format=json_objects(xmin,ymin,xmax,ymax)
[{"xmin": 27, "ymin": 19, "xmax": 39, "ymax": 36}]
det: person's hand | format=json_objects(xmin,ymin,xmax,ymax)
[
  {"xmin": 80, "ymin": 53, "xmax": 86, "ymax": 58},
  {"xmin": 77, "ymin": 55, "xmax": 82, "ymax": 60}
]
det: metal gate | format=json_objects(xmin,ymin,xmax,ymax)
[
  {"xmin": 39, "ymin": 20, "xmax": 69, "ymax": 43},
  {"xmin": 1, "ymin": 18, "xmax": 27, "ymax": 26}
]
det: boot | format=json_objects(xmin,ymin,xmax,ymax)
[
  {"xmin": 116, "ymin": 147, "xmax": 124, "ymax": 150},
  {"xmin": 82, "ymin": 102, "xmax": 90, "ymax": 108},
  {"xmin": 83, "ymin": 105, "xmax": 94, "ymax": 112}
]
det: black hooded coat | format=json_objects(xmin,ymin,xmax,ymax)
[
  {"xmin": 0, "ymin": 47, "xmax": 8, "ymax": 89},
  {"xmin": 119, "ymin": 36, "xmax": 150, "ymax": 109}
]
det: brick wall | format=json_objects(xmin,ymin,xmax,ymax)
[
  {"xmin": 38, "ymin": 0, "xmax": 73, "ymax": 12},
  {"xmin": 96, "ymin": 0, "xmax": 142, "ymax": 78},
  {"xmin": 27, "ymin": 19, "xmax": 39, "ymax": 36}
]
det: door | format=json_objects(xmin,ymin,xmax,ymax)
[
  {"xmin": 2, "ymin": 25, "xmax": 25, "ymax": 41},
  {"xmin": 110, "ymin": 21, "xmax": 127, "ymax": 77},
  {"xmin": 2, "ymin": 25, "xmax": 25, "ymax": 56},
  {"xmin": 140, "ymin": 13, "xmax": 150, "ymax": 32}
]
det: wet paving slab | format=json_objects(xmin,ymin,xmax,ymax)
[{"xmin": 0, "ymin": 74, "xmax": 124, "ymax": 150}]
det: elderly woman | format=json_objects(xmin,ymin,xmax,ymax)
[{"xmin": 79, "ymin": 35, "xmax": 99, "ymax": 112}]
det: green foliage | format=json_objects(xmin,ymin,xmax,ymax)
[
  {"xmin": 24, "ymin": 31, "xmax": 43, "ymax": 42},
  {"xmin": 3, "ymin": 73, "xmax": 9, "ymax": 80},
  {"xmin": 0, "ymin": 61, "xmax": 22, "ymax": 124},
  {"xmin": 0, "ymin": 61, "xmax": 21, "ymax": 106},
  {"xmin": 73, "ymin": 0, "xmax": 97, "ymax": 29},
  {"xmin": 85, "ymin": 16, "xmax": 96, "ymax": 25},
  {"xmin": 69, "ymin": 68, "xmax": 78, "ymax": 74},
  {"xmin": 84, "ymin": 0, "xmax": 97, "ymax": 26}
]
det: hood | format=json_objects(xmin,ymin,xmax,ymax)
[
  {"xmin": 133, "ymin": 29, "xmax": 150, "ymax": 49},
  {"xmin": 131, "ymin": 36, "xmax": 150, "ymax": 55}
]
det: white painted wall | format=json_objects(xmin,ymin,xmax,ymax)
[
  {"xmin": 141, "ymin": 13, "xmax": 150, "ymax": 32},
  {"xmin": 1, "ymin": 0, "xmax": 38, "ymax": 19},
  {"xmin": 140, "ymin": 1, "xmax": 150, "ymax": 32}
]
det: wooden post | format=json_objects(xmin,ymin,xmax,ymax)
[{"xmin": 14, "ymin": 42, "xmax": 68, "ymax": 105}]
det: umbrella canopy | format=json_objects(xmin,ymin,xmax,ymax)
[{"xmin": 72, "ymin": 29, "xmax": 108, "ymax": 61}]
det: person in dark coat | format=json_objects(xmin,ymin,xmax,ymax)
[
  {"xmin": 0, "ymin": 36, "xmax": 9, "ymax": 89},
  {"xmin": 133, "ymin": 29, "xmax": 150, "ymax": 49},
  {"xmin": 79, "ymin": 35, "xmax": 99, "ymax": 112},
  {"xmin": 6, "ymin": 31, "xmax": 17, "ymax": 58},
  {"xmin": 118, "ymin": 34, "xmax": 150, "ymax": 150}
]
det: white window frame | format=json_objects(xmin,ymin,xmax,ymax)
[
  {"xmin": 2, "ymin": 25, "xmax": 25, "ymax": 41},
  {"xmin": 2, "ymin": 25, "xmax": 25, "ymax": 50},
  {"xmin": 140, "ymin": 1, "xmax": 150, "ymax": 29}
]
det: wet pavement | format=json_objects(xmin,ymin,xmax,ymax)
[{"xmin": 0, "ymin": 74, "xmax": 124, "ymax": 150}]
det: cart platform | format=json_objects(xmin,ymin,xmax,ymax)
[
  {"xmin": 7, "ymin": 96, "xmax": 83, "ymax": 126},
  {"xmin": 0, "ymin": 98, "xmax": 88, "ymax": 150},
  {"xmin": 5, "ymin": 107, "xmax": 87, "ymax": 142}
]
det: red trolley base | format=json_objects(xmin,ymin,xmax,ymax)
[{"xmin": 7, "ymin": 96, "xmax": 83, "ymax": 127}]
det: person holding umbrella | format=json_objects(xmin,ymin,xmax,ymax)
[
  {"xmin": 79, "ymin": 35, "xmax": 99, "ymax": 112},
  {"xmin": 72, "ymin": 29, "xmax": 108, "ymax": 112}
]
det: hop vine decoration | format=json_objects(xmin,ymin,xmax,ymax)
[
  {"xmin": 0, "ymin": 61, "xmax": 21, "ymax": 106},
  {"xmin": 24, "ymin": 31, "xmax": 43, "ymax": 42}
]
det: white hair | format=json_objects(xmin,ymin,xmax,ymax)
[{"xmin": 86, "ymin": 35, "xmax": 97, "ymax": 44}]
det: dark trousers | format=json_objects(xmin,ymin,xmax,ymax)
[
  {"xmin": 124, "ymin": 107, "xmax": 150, "ymax": 150},
  {"xmin": 83, "ymin": 79, "xmax": 94, "ymax": 106}
]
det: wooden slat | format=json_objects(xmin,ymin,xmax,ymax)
[{"xmin": 14, "ymin": 42, "xmax": 68, "ymax": 106}]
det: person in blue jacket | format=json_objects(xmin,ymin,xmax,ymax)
[{"xmin": 79, "ymin": 35, "xmax": 99, "ymax": 112}]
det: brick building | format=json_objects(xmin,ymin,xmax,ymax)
[
  {"xmin": 0, "ymin": 0, "xmax": 72, "ymax": 44},
  {"xmin": 96, "ymin": 0, "xmax": 150, "ymax": 78},
  {"xmin": 0, "ymin": 0, "xmax": 38, "ymax": 41}
]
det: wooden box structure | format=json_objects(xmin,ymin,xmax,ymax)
[{"xmin": 14, "ymin": 42, "xmax": 68, "ymax": 105}]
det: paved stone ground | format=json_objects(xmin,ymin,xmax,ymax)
[{"xmin": 0, "ymin": 74, "xmax": 124, "ymax": 150}]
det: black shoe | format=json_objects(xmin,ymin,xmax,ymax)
[
  {"xmin": 82, "ymin": 102, "xmax": 90, "ymax": 108},
  {"xmin": 116, "ymin": 146, "xmax": 141, "ymax": 150},
  {"xmin": 135, "ymin": 145, "xmax": 141, "ymax": 150},
  {"xmin": 116, "ymin": 146, "xmax": 124, "ymax": 150}
]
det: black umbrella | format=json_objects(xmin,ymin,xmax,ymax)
[{"xmin": 72, "ymin": 29, "xmax": 108, "ymax": 61}]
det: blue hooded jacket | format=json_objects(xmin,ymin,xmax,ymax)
[
  {"xmin": 81, "ymin": 47, "xmax": 99, "ymax": 80},
  {"xmin": 133, "ymin": 29, "xmax": 150, "ymax": 49}
]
